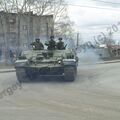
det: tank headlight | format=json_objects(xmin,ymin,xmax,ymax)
[
  {"xmin": 32, "ymin": 45, "xmax": 35, "ymax": 48},
  {"xmin": 63, "ymin": 59, "xmax": 76, "ymax": 65},
  {"xmin": 58, "ymin": 60, "xmax": 62, "ymax": 64}
]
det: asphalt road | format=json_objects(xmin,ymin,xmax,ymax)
[{"xmin": 0, "ymin": 62, "xmax": 120, "ymax": 120}]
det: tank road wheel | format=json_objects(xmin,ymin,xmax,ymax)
[
  {"xmin": 16, "ymin": 68, "xmax": 29, "ymax": 83},
  {"xmin": 64, "ymin": 67, "xmax": 76, "ymax": 82}
]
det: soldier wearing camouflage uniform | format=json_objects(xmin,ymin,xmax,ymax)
[
  {"xmin": 45, "ymin": 36, "xmax": 56, "ymax": 50},
  {"xmin": 56, "ymin": 38, "xmax": 65, "ymax": 50},
  {"xmin": 31, "ymin": 38, "xmax": 44, "ymax": 50}
]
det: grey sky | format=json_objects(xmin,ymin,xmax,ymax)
[{"xmin": 66, "ymin": 0, "xmax": 120, "ymax": 42}]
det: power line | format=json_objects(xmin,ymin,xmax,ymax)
[
  {"xmin": 38, "ymin": 1, "xmax": 120, "ymax": 12},
  {"xmin": 66, "ymin": 3, "xmax": 120, "ymax": 12},
  {"xmin": 93, "ymin": 0, "xmax": 120, "ymax": 5}
]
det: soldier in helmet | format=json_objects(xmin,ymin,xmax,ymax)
[
  {"xmin": 56, "ymin": 37, "xmax": 65, "ymax": 50},
  {"xmin": 45, "ymin": 36, "xmax": 56, "ymax": 50},
  {"xmin": 31, "ymin": 38, "xmax": 44, "ymax": 50}
]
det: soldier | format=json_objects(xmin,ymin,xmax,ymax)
[
  {"xmin": 31, "ymin": 38, "xmax": 44, "ymax": 50},
  {"xmin": 56, "ymin": 38, "xmax": 65, "ymax": 50},
  {"xmin": 45, "ymin": 36, "xmax": 56, "ymax": 50},
  {"xmin": 9, "ymin": 49, "xmax": 14, "ymax": 63}
]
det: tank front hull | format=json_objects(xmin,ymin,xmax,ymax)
[
  {"xmin": 15, "ymin": 66, "xmax": 65, "ymax": 82},
  {"xmin": 15, "ymin": 64, "xmax": 77, "ymax": 82}
]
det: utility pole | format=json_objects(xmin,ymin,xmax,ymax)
[
  {"xmin": 46, "ymin": 23, "xmax": 49, "ymax": 41},
  {"xmin": 53, "ymin": 0, "xmax": 55, "ymax": 37},
  {"xmin": 76, "ymin": 33, "xmax": 80, "ymax": 47},
  {"xmin": 107, "ymin": 30, "xmax": 114, "ymax": 57},
  {"xmin": 24, "ymin": 0, "xmax": 27, "ymax": 12},
  {"xmin": 108, "ymin": 30, "xmax": 113, "ymax": 46}
]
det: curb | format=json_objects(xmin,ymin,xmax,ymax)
[
  {"xmin": 0, "ymin": 69, "xmax": 16, "ymax": 73},
  {"xmin": 97, "ymin": 60, "xmax": 120, "ymax": 64},
  {"xmin": 79, "ymin": 60, "xmax": 120, "ymax": 66}
]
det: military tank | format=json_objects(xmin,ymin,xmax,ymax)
[{"xmin": 15, "ymin": 43, "xmax": 78, "ymax": 82}]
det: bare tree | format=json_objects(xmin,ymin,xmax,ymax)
[
  {"xmin": 26, "ymin": 0, "xmax": 74, "ymax": 37},
  {"xmin": 55, "ymin": 16, "xmax": 74, "ymax": 37}
]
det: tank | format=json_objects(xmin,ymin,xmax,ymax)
[
  {"xmin": 15, "ymin": 40, "xmax": 78, "ymax": 82},
  {"xmin": 15, "ymin": 49, "xmax": 78, "ymax": 82}
]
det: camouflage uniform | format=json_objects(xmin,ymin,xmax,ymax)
[
  {"xmin": 56, "ymin": 38, "xmax": 65, "ymax": 50},
  {"xmin": 45, "ymin": 36, "xmax": 56, "ymax": 50},
  {"xmin": 31, "ymin": 38, "xmax": 44, "ymax": 50}
]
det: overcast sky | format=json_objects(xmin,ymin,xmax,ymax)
[{"xmin": 66, "ymin": 0, "xmax": 120, "ymax": 42}]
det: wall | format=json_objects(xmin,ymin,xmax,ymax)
[{"xmin": 0, "ymin": 12, "xmax": 54, "ymax": 62}]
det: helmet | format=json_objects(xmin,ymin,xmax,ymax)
[
  {"xmin": 58, "ymin": 38, "xmax": 62, "ymax": 40},
  {"xmin": 50, "ymin": 36, "xmax": 54, "ymax": 39},
  {"xmin": 35, "ymin": 38, "xmax": 40, "ymax": 42}
]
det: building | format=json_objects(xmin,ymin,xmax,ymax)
[
  {"xmin": 95, "ymin": 44, "xmax": 120, "ymax": 60},
  {"xmin": 0, "ymin": 11, "xmax": 54, "ymax": 62}
]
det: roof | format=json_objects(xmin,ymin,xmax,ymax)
[{"xmin": 0, "ymin": 11, "xmax": 53, "ymax": 18}]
